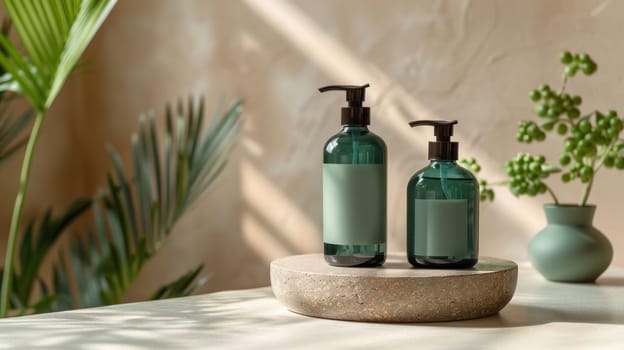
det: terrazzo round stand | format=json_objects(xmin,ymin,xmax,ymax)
[{"xmin": 271, "ymin": 254, "xmax": 517, "ymax": 323}]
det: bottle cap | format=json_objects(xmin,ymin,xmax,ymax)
[
  {"xmin": 409, "ymin": 120, "xmax": 459, "ymax": 160},
  {"xmin": 319, "ymin": 84, "xmax": 371, "ymax": 125}
]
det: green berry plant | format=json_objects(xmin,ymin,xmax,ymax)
[{"xmin": 461, "ymin": 51, "xmax": 624, "ymax": 206}]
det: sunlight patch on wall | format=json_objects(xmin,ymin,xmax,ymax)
[
  {"xmin": 242, "ymin": 211, "xmax": 291, "ymax": 263},
  {"xmin": 241, "ymin": 159, "xmax": 321, "ymax": 263},
  {"xmin": 244, "ymin": 0, "xmax": 543, "ymax": 236},
  {"xmin": 242, "ymin": 137, "xmax": 264, "ymax": 158}
]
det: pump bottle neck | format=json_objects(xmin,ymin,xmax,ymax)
[
  {"xmin": 430, "ymin": 159, "xmax": 456, "ymax": 164},
  {"xmin": 341, "ymin": 124, "xmax": 369, "ymax": 131},
  {"xmin": 427, "ymin": 140, "xmax": 458, "ymax": 161}
]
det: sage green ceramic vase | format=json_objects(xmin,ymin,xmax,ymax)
[{"xmin": 528, "ymin": 205, "xmax": 612, "ymax": 282}]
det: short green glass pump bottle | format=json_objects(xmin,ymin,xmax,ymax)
[
  {"xmin": 319, "ymin": 84, "xmax": 386, "ymax": 267},
  {"xmin": 406, "ymin": 120, "xmax": 478, "ymax": 268}
]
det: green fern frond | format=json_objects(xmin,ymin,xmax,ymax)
[
  {"xmin": 0, "ymin": 198, "xmax": 91, "ymax": 314},
  {"xmin": 52, "ymin": 96, "xmax": 242, "ymax": 310},
  {"xmin": 149, "ymin": 264, "xmax": 208, "ymax": 300},
  {"xmin": 0, "ymin": 108, "xmax": 32, "ymax": 164},
  {"xmin": 0, "ymin": 0, "xmax": 117, "ymax": 111},
  {"xmin": 0, "ymin": 0, "xmax": 117, "ymax": 317}
]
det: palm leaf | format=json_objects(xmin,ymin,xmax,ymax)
[
  {"xmin": 0, "ymin": 0, "xmax": 117, "ymax": 317},
  {"xmin": 0, "ymin": 198, "xmax": 91, "ymax": 314},
  {"xmin": 0, "ymin": 0, "xmax": 117, "ymax": 111},
  {"xmin": 0, "ymin": 19, "xmax": 33, "ymax": 165},
  {"xmin": 149, "ymin": 264, "xmax": 208, "ymax": 300},
  {"xmin": 0, "ymin": 107, "xmax": 32, "ymax": 164},
  {"xmin": 52, "ymin": 96, "xmax": 242, "ymax": 310}
]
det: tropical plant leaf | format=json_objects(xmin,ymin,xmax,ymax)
[
  {"xmin": 0, "ymin": 198, "xmax": 91, "ymax": 314},
  {"xmin": 149, "ymin": 264, "xmax": 208, "ymax": 300},
  {"xmin": 16, "ymin": 293, "xmax": 57, "ymax": 316},
  {"xmin": 0, "ymin": 19, "xmax": 33, "ymax": 165},
  {"xmin": 52, "ymin": 96, "xmax": 242, "ymax": 310},
  {"xmin": 0, "ymin": 108, "xmax": 33, "ymax": 164},
  {"xmin": 0, "ymin": 0, "xmax": 117, "ymax": 112},
  {"xmin": 0, "ymin": 0, "xmax": 117, "ymax": 317}
]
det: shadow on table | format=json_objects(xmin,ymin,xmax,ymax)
[
  {"xmin": 0, "ymin": 288, "xmax": 302, "ymax": 350},
  {"xmin": 425, "ymin": 303, "xmax": 623, "ymax": 328},
  {"xmin": 417, "ymin": 275, "xmax": 624, "ymax": 328},
  {"xmin": 594, "ymin": 276, "xmax": 624, "ymax": 287}
]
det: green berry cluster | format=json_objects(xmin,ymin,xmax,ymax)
[
  {"xmin": 525, "ymin": 84, "xmax": 582, "ymax": 143},
  {"xmin": 463, "ymin": 51, "xmax": 623, "ymax": 205},
  {"xmin": 503, "ymin": 153, "xmax": 555, "ymax": 197},
  {"xmin": 516, "ymin": 121, "xmax": 545, "ymax": 142},
  {"xmin": 604, "ymin": 144, "xmax": 624, "ymax": 169},
  {"xmin": 522, "ymin": 52, "xmax": 624, "ymax": 195},
  {"xmin": 460, "ymin": 157, "xmax": 494, "ymax": 202},
  {"xmin": 560, "ymin": 51, "xmax": 597, "ymax": 77},
  {"xmin": 559, "ymin": 111, "xmax": 624, "ymax": 183},
  {"xmin": 522, "ymin": 52, "xmax": 597, "ymax": 145}
]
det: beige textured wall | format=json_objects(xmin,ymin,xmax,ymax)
[{"xmin": 1, "ymin": 0, "xmax": 623, "ymax": 299}]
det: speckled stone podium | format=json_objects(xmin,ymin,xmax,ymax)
[{"xmin": 271, "ymin": 254, "xmax": 517, "ymax": 323}]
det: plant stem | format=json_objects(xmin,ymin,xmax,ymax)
[
  {"xmin": 0, "ymin": 112, "xmax": 45, "ymax": 317},
  {"xmin": 546, "ymin": 185, "xmax": 559, "ymax": 205},
  {"xmin": 579, "ymin": 177, "xmax": 593, "ymax": 206},
  {"xmin": 578, "ymin": 158, "xmax": 596, "ymax": 207},
  {"xmin": 559, "ymin": 75, "xmax": 568, "ymax": 94},
  {"xmin": 579, "ymin": 138, "xmax": 617, "ymax": 206},
  {"xmin": 488, "ymin": 180, "xmax": 508, "ymax": 186}
]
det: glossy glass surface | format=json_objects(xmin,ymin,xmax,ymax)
[
  {"xmin": 406, "ymin": 160, "xmax": 478, "ymax": 268},
  {"xmin": 323, "ymin": 125, "xmax": 386, "ymax": 267}
]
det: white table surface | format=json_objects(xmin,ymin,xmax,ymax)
[{"xmin": 0, "ymin": 262, "xmax": 623, "ymax": 350}]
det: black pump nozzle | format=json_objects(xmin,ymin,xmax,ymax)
[
  {"xmin": 409, "ymin": 120, "xmax": 459, "ymax": 160},
  {"xmin": 319, "ymin": 84, "xmax": 370, "ymax": 125}
]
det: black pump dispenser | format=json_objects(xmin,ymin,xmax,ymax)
[
  {"xmin": 409, "ymin": 120, "xmax": 459, "ymax": 161},
  {"xmin": 320, "ymin": 83, "xmax": 386, "ymax": 267},
  {"xmin": 319, "ymin": 84, "xmax": 370, "ymax": 125}
]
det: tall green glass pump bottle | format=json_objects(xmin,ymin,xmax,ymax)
[
  {"xmin": 407, "ymin": 120, "xmax": 478, "ymax": 268},
  {"xmin": 319, "ymin": 84, "xmax": 387, "ymax": 267}
]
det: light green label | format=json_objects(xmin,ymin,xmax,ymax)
[
  {"xmin": 413, "ymin": 199, "xmax": 467, "ymax": 256},
  {"xmin": 323, "ymin": 164, "xmax": 386, "ymax": 245}
]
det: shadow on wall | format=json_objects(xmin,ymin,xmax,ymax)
[
  {"xmin": 238, "ymin": 0, "xmax": 543, "ymax": 265},
  {"xmin": 241, "ymin": 158, "xmax": 321, "ymax": 261}
]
